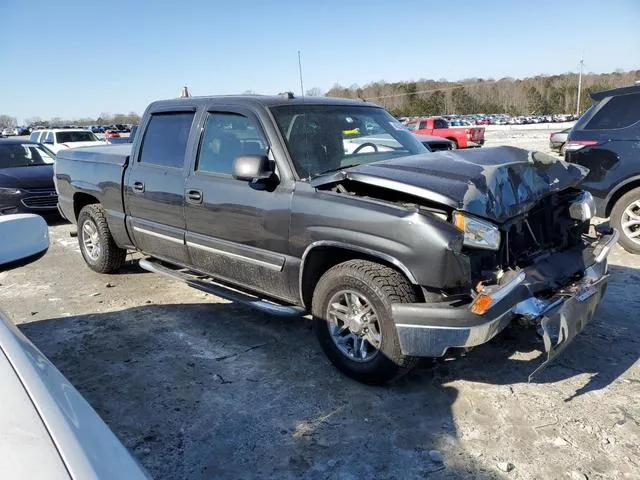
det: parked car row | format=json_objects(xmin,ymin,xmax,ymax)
[
  {"xmin": 1, "ymin": 126, "xmax": 30, "ymax": 137},
  {"xmin": 399, "ymin": 113, "xmax": 579, "ymax": 127}
]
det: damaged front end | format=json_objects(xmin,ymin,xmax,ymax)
[
  {"xmin": 392, "ymin": 222, "xmax": 618, "ymax": 378},
  {"xmin": 311, "ymin": 147, "xmax": 617, "ymax": 377}
]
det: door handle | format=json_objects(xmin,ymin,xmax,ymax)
[
  {"xmin": 133, "ymin": 181, "xmax": 145, "ymax": 192},
  {"xmin": 187, "ymin": 189, "xmax": 203, "ymax": 204}
]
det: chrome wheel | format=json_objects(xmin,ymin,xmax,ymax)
[
  {"xmin": 621, "ymin": 200, "xmax": 640, "ymax": 246},
  {"xmin": 326, "ymin": 290, "xmax": 381, "ymax": 363},
  {"xmin": 81, "ymin": 219, "xmax": 101, "ymax": 260}
]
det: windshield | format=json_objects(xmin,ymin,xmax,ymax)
[
  {"xmin": 270, "ymin": 105, "xmax": 427, "ymax": 178},
  {"xmin": 0, "ymin": 143, "xmax": 55, "ymax": 168},
  {"xmin": 55, "ymin": 131, "xmax": 98, "ymax": 143}
]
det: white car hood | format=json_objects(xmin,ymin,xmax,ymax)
[
  {"xmin": 0, "ymin": 350, "xmax": 69, "ymax": 479},
  {"xmin": 0, "ymin": 309, "xmax": 149, "ymax": 479}
]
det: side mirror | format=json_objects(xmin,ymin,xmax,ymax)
[
  {"xmin": 0, "ymin": 214, "xmax": 49, "ymax": 271},
  {"xmin": 232, "ymin": 155, "xmax": 274, "ymax": 182}
]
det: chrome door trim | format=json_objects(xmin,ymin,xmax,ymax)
[
  {"xmin": 186, "ymin": 240, "xmax": 283, "ymax": 271},
  {"xmin": 133, "ymin": 226, "xmax": 184, "ymax": 244}
]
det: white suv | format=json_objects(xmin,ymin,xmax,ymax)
[{"xmin": 29, "ymin": 129, "xmax": 104, "ymax": 153}]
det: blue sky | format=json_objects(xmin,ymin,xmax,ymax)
[{"xmin": 1, "ymin": 0, "xmax": 638, "ymax": 121}]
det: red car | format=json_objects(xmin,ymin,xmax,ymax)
[
  {"xmin": 405, "ymin": 117, "xmax": 485, "ymax": 149},
  {"xmin": 103, "ymin": 129, "xmax": 120, "ymax": 139}
]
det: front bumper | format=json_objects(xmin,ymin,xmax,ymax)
[
  {"xmin": 0, "ymin": 189, "xmax": 59, "ymax": 215},
  {"xmin": 393, "ymin": 228, "xmax": 618, "ymax": 359},
  {"xmin": 466, "ymin": 139, "xmax": 485, "ymax": 148}
]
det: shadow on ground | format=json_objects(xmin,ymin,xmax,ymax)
[{"xmin": 19, "ymin": 265, "xmax": 639, "ymax": 479}]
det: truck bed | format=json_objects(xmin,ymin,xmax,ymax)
[{"xmin": 54, "ymin": 145, "xmax": 131, "ymax": 246}]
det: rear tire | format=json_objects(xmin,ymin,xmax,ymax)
[
  {"xmin": 611, "ymin": 187, "xmax": 640, "ymax": 255},
  {"xmin": 311, "ymin": 259, "xmax": 418, "ymax": 385},
  {"xmin": 448, "ymin": 138, "xmax": 458, "ymax": 150},
  {"xmin": 77, "ymin": 204, "xmax": 127, "ymax": 273}
]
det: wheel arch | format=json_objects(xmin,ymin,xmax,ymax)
[
  {"xmin": 299, "ymin": 241, "xmax": 419, "ymax": 310},
  {"xmin": 605, "ymin": 176, "xmax": 640, "ymax": 217},
  {"xmin": 73, "ymin": 192, "xmax": 100, "ymax": 223}
]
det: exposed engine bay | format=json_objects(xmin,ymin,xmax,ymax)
[{"xmin": 318, "ymin": 178, "xmax": 592, "ymax": 299}]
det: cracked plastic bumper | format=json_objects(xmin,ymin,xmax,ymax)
[{"xmin": 392, "ymin": 229, "xmax": 618, "ymax": 358}]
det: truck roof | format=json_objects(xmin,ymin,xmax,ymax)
[{"xmin": 148, "ymin": 94, "xmax": 381, "ymax": 110}]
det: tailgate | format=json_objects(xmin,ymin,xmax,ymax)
[{"xmin": 470, "ymin": 127, "xmax": 485, "ymax": 141}]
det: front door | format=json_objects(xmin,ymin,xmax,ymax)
[
  {"xmin": 183, "ymin": 107, "xmax": 294, "ymax": 301},
  {"xmin": 125, "ymin": 109, "xmax": 197, "ymax": 265}
]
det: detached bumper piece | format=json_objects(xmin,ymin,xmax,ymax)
[{"xmin": 392, "ymin": 228, "xmax": 619, "ymax": 372}]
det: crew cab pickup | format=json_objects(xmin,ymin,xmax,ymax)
[
  {"xmin": 405, "ymin": 117, "xmax": 485, "ymax": 149},
  {"xmin": 55, "ymin": 95, "xmax": 617, "ymax": 384}
]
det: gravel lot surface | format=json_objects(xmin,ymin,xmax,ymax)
[{"xmin": 1, "ymin": 127, "xmax": 638, "ymax": 479}]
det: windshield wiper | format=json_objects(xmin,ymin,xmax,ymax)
[{"xmin": 313, "ymin": 164, "xmax": 361, "ymax": 178}]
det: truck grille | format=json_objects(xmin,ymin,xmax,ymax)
[{"xmin": 467, "ymin": 191, "xmax": 587, "ymax": 285}]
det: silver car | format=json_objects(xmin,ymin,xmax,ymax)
[
  {"xmin": 0, "ymin": 214, "xmax": 149, "ymax": 480},
  {"xmin": 549, "ymin": 128, "xmax": 571, "ymax": 155}
]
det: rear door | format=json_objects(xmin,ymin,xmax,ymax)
[
  {"xmin": 432, "ymin": 118, "xmax": 449, "ymax": 136},
  {"xmin": 124, "ymin": 106, "xmax": 197, "ymax": 265},
  {"xmin": 183, "ymin": 105, "xmax": 295, "ymax": 301}
]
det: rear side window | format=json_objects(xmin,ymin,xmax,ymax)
[
  {"xmin": 419, "ymin": 121, "xmax": 429, "ymax": 129},
  {"xmin": 583, "ymin": 93, "xmax": 640, "ymax": 130},
  {"xmin": 196, "ymin": 112, "xmax": 267, "ymax": 175},
  {"xmin": 138, "ymin": 113, "xmax": 195, "ymax": 168},
  {"xmin": 434, "ymin": 119, "xmax": 448, "ymax": 129}
]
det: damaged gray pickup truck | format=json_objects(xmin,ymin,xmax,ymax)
[{"xmin": 54, "ymin": 95, "xmax": 618, "ymax": 384}]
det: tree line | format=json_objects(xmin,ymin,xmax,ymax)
[
  {"xmin": 325, "ymin": 69, "xmax": 640, "ymax": 117},
  {"xmin": 0, "ymin": 112, "xmax": 141, "ymax": 129}
]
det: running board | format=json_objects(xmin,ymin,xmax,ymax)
[{"xmin": 138, "ymin": 258, "xmax": 306, "ymax": 317}]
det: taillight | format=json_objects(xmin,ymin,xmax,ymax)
[{"xmin": 564, "ymin": 140, "xmax": 598, "ymax": 152}]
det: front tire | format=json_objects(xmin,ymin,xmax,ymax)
[
  {"xmin": 611, "ymin": 187, "xmax": 640, "ymax": 254},
  {"xmin": 77, "ymin": 204, "xmax": 127, "ymax": 273},
  {"xmin": 311, "ymin": 259, "xmax": 418, "ymax": 384}
]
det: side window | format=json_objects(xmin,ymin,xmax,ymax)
[
  {"xmin": 585, "ymin": 93, "xmax": 640, "ymax": 130},
  {"xmin": 434, "ymin": 119, "xmax": 448, "ymax": 129},
  {"xmin": 196, "ymin": 112, "xmax": 267, "ymax": 175},
  {"xmin": 44, "ymin": 131, "xmax": 53, "ymax": 143},
  {"xmin": 138, "ymin": 112, "xmax": 195, "ymax": 168},
  {"xmin": 419, "ymin": 121, "xmax": 429, "ymax": 129}
]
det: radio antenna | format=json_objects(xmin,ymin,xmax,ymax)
[{"xmin": 298, "ymin": 50, "xmax": 305, "ymax": 100}]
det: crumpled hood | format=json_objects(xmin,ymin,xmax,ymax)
[
  {"xmin": 0, "ymin": 165, "xmax": 55, "ymax": 189},
  {"xmin": 312, "ymin": 146, "xmax": 588, "ymax": 223}
]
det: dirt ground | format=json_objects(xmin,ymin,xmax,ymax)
[{"xmin": 2, "ymin": 128, "xmax": 639, "ymax": 479}]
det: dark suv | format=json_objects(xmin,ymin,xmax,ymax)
[{"xmin": 565, "ymin": 84, "xmax": 640, "ymax": 253}]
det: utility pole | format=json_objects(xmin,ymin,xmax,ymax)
[
  {"xmin": 576, "ymin": 53, "xmax": 584, "ymax": 116},
  {"xmin": 297, "ymin": 50, "xmax": 305, "ymax": 99}
]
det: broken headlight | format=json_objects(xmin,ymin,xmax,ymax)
[{"xmin": 453, "ymin": 211, "xmax": 501, "ymax": 251}]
